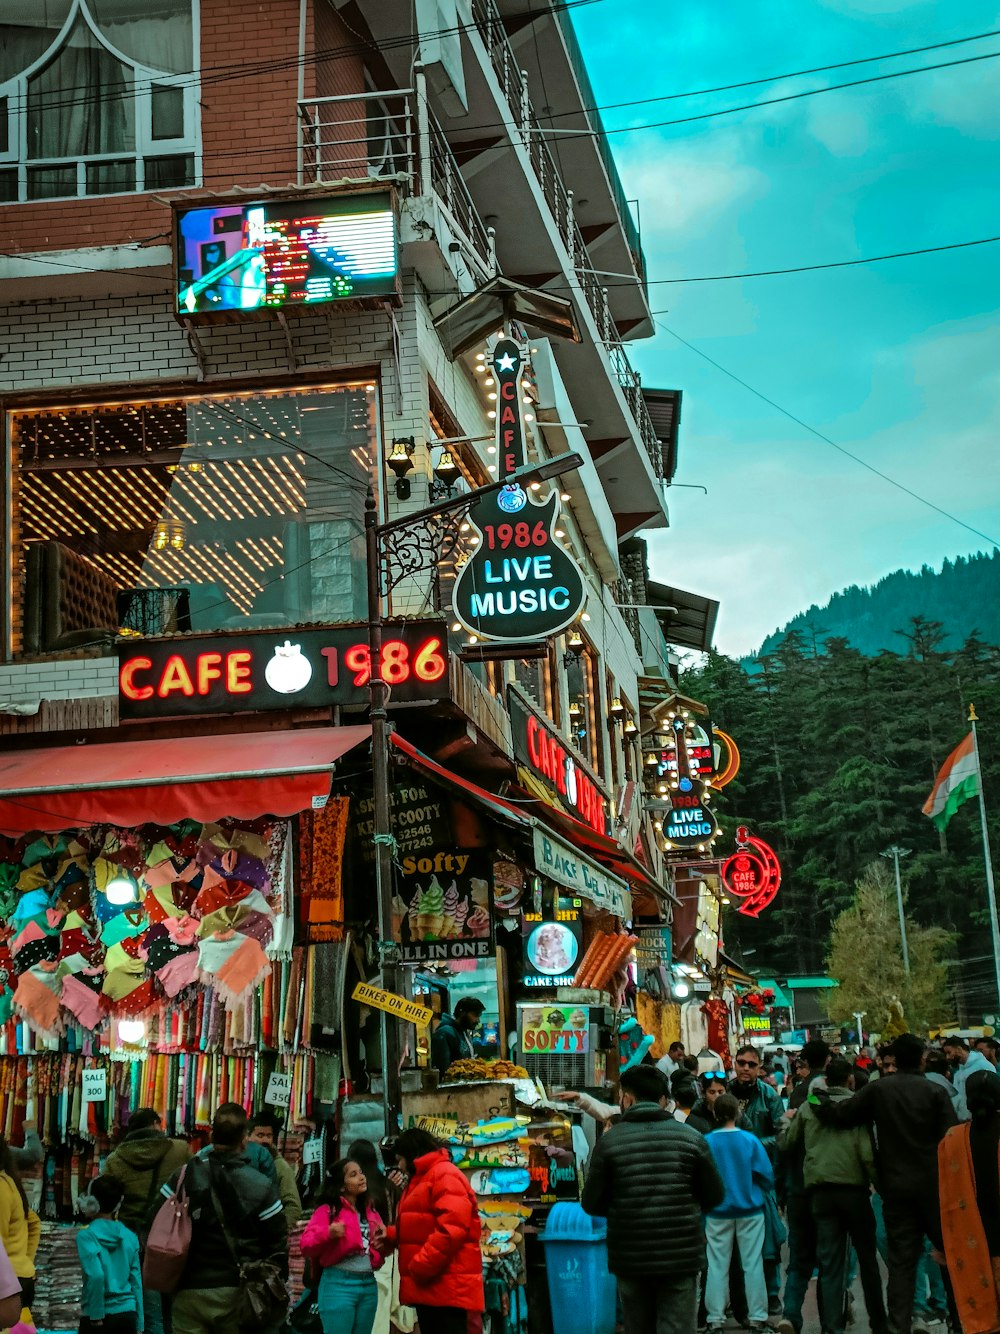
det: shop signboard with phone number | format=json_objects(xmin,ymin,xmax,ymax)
[{"xmin": 118, "ymin": 621, "xmax": 448, "ymax": 718}]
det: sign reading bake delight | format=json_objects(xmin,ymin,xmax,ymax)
[
  {"xmin": 393, "ymin": 848, "xmax": 494, "ymax": 962},
  {"xmin": 119, "ymin": 621, "xmax": 448, "ymax": 718},
  {"xmin": 532, "ymin": 827, "xmax": 631, "ymax": 919}
]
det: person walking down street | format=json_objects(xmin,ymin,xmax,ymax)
[
  {"xmin": 673, "ymin": 1079, "xmax": 713, "ymax": 1134},
  {"xmin": 779, "ymin": 1040, "xmax": 830, "ymax": 1334},
  {"xmin": 430, "ymin": 999, "xmax": 485, "ymax": 1079},
  {"xmin": 689, "ymin": 1072, "xmax": 728, "ymax": 1129},
  {"xmin": 729, "ymin": 1046, "xmax": 786, "ymax": 1315},
  {"xmin": 301, "ymin": 1158, "xmax": 384, "ymax": 1334},
  {"xmin": 781, "ymin": 1057, "xmax": 888, "ymax": 1334},
  {"xmin": 379, "ymin": 1128, "xmax": 484, "ymax": 1334},
  {"xmin": 942, "ymin": 1035, "xmax": 994, "ymax": 1102},
  {"xmin": 161, "ymin": 1103, "xmax": 288, "ymax": 1334},
  {"xmin": 104, "ymin": 1107, "xmax": 191, "ymax": 1334},
  {"xmin": 76, "ymin": 1176, "xmax": 144, "ymax": 1334},
  {"xmin": 0, "ymin": 1137, "xmax": 39, "ymax": 1325},
  {"xmin": 250, "ymin": 1112, "xmax": 302, "ymax": 1226},
  {"xmin": 581, "ymin": 1064, "xmax": 724, "ymax": 1334},
  {"xmin": 924, "ymin": 1047, "xmax": 967, "ymax": 1122},
  {"xmin": 703, "ymin": 1094, "xmax": 774, "ymax": 1334},
  {"xmin": 976, "ymin": 1036, "xmax": 1000, "ymax": 1069},
  {"xmin": 938, "ymin": 1069, "xmax": 1000, "ymax": 1332},
  {"xmin": 814, "ymin": 1033, "xmax": 956, "ymax": 1334},
  {"xmin": 657, "ymin": 1041, "xmax": 686, "ymax": 1081}
]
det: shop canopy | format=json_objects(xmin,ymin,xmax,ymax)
[
  {"xmin": 0, "ymin": 725, "xmax": 371, "ymax": 835},
  {"xmin": 392, "ymin": 734, "xmax": 672, "ymax": 914}
]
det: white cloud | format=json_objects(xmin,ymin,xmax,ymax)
[
  {"xmin": 804, "ymin": 102, "xmax": 871, "ymax": 156},
  {"xmin": 613, "ymin": 136, "xmax": 768, "ymax": 241}
]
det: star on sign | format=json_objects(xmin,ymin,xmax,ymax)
[{"xmin": 494, "ymin": 351, "xmax": 516, "ymax": 372}]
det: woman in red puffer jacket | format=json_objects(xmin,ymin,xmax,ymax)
[{"xmin": 378, "ymin": 1128, "xmax": 484, "ymax": 1334}]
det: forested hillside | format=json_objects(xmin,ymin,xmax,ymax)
[
  {"xmin": 684, "ymin": 619, "xmax": 1000, "ymax": 1016},
  {"xmin": 750, "ymin": 550, "xmax": 1000, "ymax": 660}
]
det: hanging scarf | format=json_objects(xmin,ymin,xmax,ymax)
[{"xmin": 940, "ymin": 1122, "xmax": 1000, "ymax": 1334}]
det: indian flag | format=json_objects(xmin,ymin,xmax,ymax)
[{"xmin": 923, "ymin": 733, "xmax": 979, "ymax": 830}]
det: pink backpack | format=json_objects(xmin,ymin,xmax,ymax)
[{"xmin": 142, "ymin": 1163, "xmax": 192, "ymax": 1293}]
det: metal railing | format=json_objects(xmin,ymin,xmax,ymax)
[
  {"xmin": 298, "ymin": 85, "xmax": 495, "ymax": 272},
  {"xmin": 468, "ymin": 0, "xmax": 663, "ymax": 482}
]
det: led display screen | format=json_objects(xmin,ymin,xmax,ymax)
[{"xmin": 174, "ymin": 191, "xmax": 397, "ymax": 316}]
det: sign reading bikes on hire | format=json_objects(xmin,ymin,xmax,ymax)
[
  {"xmin": 118, "ymin": 622, "xmax": 448, "ymax": 718},
  {"xmin": 452, "ymin": 338, "xmax": 586, "ymax": 642}
]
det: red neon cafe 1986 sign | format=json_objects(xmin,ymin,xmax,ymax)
[{"xmin": 118, "ymin": 622, "xmax": 448, "ymax": 718}]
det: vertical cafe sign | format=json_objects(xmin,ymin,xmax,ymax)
[{"xmin": 453, "ymin": 338, "xmax": 586, "ymax": 642}]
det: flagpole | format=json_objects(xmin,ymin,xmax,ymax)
[{"xmin": 969, "ymin": 704, "xmax": 1000, "ymax": 1012}]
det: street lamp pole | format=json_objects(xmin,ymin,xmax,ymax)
[
  {"xmin": 366, "ymin": 487, "xmax": 404, "ymax": 1132},
  {"xmin": 365, "ymin": 452, "xmax": 585, "ymax": 1132},
  {"xmin": 881, "ymin": 845, "xmax": 912, "ymax": 975},
  {"xmin": 854, "ymin": 1011, "xmax": 866, "ymax": 1046}
]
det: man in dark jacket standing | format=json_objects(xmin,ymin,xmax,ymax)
[
  {"xmin": 430, "ymin": 997, "xmax": 484, "ymax": 1077},
  {"xmin": 163, "ymin": 1103, "xmax": 288, "ymax": 1334},
  {"xmin": 104, "ymin": 1107, "xmax": 190, "ymax": 1334},
  {"xmin": 814, "ymin": 1033, "xmax": 956, "ymax": 1334},
  {"xmin": 582, "ymin": 1064, "xmax": 724, "ymax": 1334}
]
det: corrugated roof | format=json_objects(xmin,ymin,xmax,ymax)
[
  {"xmin": 641, "ymin": 388, "xmax": 682, "ymax": 481},
  {"xmin": 645, "ymin": 580, "xmax": 720, "ymax": 653}
]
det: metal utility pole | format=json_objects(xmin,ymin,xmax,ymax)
[
  {"xmin": 969, "ymin": 705, "xmax": 1000, "ymax": 1012},
  {"xmin": 881, "ymin": 845, "xmax": 912, "ymax": 975},
  {"xmin": 854, "ymin": 1011, "xmax": 866, "ymax": 1046},
  {"xmin": 366, "ymin": 486, "xmax": 403, "ymax": 1132}
]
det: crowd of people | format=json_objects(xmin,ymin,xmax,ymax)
[
  {"xmin": 0, "ymin": 1031, "xmax": 996, "ymax": 1334},
  {"xmin": 572, "ymin": 1033, "xmax": 1000, "ymax": 1334},
  {"xmin": 0, "ymin": 1103, "xmax": 485, "ymax": 1334}
]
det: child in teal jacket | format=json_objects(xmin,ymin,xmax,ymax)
[{"xmin": 76, "ymin": 1177, "xmax": 144, "ymax": 1334}]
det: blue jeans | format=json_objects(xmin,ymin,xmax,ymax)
[{"xmin": 318, "ymin": 1267, "xmax": 379, "ymax": 1334}]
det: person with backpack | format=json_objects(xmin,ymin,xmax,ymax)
[
  {"xmin": 0, "ymin": 1137, "xmax": 39, "ymax": 1327},
  {"xmin": 300, "ymin": 1158, "xmax": 385, "ymax": 1334},
  {"xmin": 158, "ymin": 1103, "xmax": 288, "ymax": 1334},
  {"xmin": 103, "ymin": 1108, "xmax": 190, "ymax": 1334},
  {"xmin": 76, "ymin": 1176, "xmax": 143, "ymax": 1334}
]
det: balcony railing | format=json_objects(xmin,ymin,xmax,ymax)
[
  {"xmin": 298, "ymin": 86, "xmax": 496, "ymax": 274},
  {"xmin": 468, "ymin": 0, "xmax": 662, "ymax": 483}
]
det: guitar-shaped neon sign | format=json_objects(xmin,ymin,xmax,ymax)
[
  {"xmin": 657, "ymin": 715, "xmax": 720, "ymax": 853},
  {"xmin": 453, "ymin": 338, "xmax": 585, "ymax": 642}
]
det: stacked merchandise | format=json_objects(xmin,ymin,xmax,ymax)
[{"xmin": 31, "ymin": 1220, "xmax": 83, "ymax": 1332}]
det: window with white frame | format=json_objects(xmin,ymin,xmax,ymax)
[{"xmin": 0, "ymin": 0, "xmax": 198, "ymax": 204}]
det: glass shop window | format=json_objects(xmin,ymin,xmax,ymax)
[{"xmin": 9, "ymin": 383, "xmax": 379, "ymax": 654}]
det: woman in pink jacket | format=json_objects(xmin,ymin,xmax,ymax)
[{"xmin": 300, "ymin": 1158, "xmax": 385, "ymax": 1334}]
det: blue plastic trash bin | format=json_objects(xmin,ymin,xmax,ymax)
[{"xmin": 539, "ymin": 1202, "xmax": 618, "ymax": 1334}]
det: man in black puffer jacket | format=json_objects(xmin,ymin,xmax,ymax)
[{"xmin": 582, "ymin": 1064, "xmax": 725, "ymax": 1334}]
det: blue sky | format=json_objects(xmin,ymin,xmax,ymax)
[{"xmin": 571, "ymin": 0, "xmax": 1000, "ymax": 655}]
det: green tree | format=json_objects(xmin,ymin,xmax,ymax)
[{"xmin": 824, "ymin": 862, "xmax": 954, "ymax": 1035}]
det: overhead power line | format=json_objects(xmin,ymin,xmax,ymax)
[
  {"xmin": 656, "ymin": 320, "xmax": 1000, "ymax": 551},
  {"xmin": 593, "ymin": 48, "xmax": 1000, "ymax": 138}
]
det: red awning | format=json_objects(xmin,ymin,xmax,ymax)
[
  {"xmin": 388, "ymin": 734, "xmax": 533, "ymax": 830},
  {"xmin": 0, "ymin": 726, "xmax": 371, "ymax": 835}
]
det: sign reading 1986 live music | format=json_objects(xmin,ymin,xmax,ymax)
[{"xmin": 452, "ymin": 338, "xmax": 585, "ymax": 642}]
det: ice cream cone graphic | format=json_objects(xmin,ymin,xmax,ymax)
[
  {"xmin": 391, "ymin": 894, "xmax": 407, "ymax": 941},
  {"xmin": 416, "ymin": 876, "xmax": 445, "ymax": 940}
]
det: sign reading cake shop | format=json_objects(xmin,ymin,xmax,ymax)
[{"xmin": 393, "ymin": 848, "xmax": 494, "ymax": 962}]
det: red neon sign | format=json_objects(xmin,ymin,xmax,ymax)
[
  {"xmin": 721, "ymin": 826, "xmax": 781, "ymax": 918},
  {"xmin": 118, "ymin": 623, "xmax": 449, "ymax": 719},
  {"xmin": 522, "ymin": 712, "xmax": 607, "ymax": 836}
]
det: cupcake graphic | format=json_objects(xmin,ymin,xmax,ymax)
[
  {"xmin": 466, "ymin": 904, "xmax": 490, "ymax": 938},
  {"xmin": 416, "ymin": 876, "xmax": 445, "ymax": 940}
]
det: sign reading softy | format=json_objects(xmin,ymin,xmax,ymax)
[
  {"xmin": 119, "ymin": 622, "xmax": 448, "ymax": 717},
  {"xmin": 393, "ymin": 848, "xmax": 494, "ymax": 962}
]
